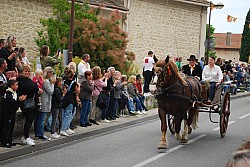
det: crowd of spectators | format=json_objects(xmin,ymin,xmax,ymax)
[{"xmin": 0, "ymin": 36, "xmax": 149, "ymax": 148}]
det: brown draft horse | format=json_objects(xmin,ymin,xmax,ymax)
[{"xmin": 154, "ymin": 55, "xmax": 202, "ymax": 149}]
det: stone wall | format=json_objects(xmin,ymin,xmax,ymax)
[
  {"xmin": 127, "ymin": 0, "xmax": 206, "ymax": 67},
  {"xmin": 0, "ymin": 0, "xmax": 52, "ymax": 65}
]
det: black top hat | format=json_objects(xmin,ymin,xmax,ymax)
[{"xmin": 187, "ymin": 55, "xmax": 198, "ymax": 61}]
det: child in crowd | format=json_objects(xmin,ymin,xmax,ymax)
[
  {"xmin": 33, "ymin": 69, "xmax": 44, "ymax": 89},
  {"xmin": 1, "ymin": 80, "xmax": 26, "ymax": 148},
  {"xmin": 50, "ymin": 77, "xmax": 67, "ymax": 139}
]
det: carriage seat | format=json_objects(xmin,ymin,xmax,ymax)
[{"xmin": 200, "ymin": 82, "xmax": 223, "ymax": 104}]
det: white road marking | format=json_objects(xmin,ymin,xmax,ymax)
[
  {"xmin": 212, "ymin": 121, "xmax": 235, "ymax": 131},
  {"xmin": 239, "ymin": 113, "xmax": 250, "ymax": 119},
  {"xmin": 131, "ymin": 134, "xmax": 206, "ymax": 167}
]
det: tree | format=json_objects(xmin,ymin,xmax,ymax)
[
  {"xmin": 35, "ymin": 0, "xmax": 133, "ymax": 73},
  {"xmin": 240, "ymin": 9, "xmax": 250, "ymax": 62},
  {"xmin": 205, "ymin": 24, "xmax": 216, "ymax": 58}
]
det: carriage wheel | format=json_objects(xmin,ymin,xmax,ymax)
[
  {"xmin": 167, "ymin": 114, "xmax": 175, "ymax": 134},
  {"xmin": 220, "ymin": 90, "xmax": 230, "ymax": 138}
]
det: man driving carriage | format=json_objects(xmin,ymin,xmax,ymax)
[{"xmin": 182, "ymin": 55, "xmax": 202, "ymax": 81}]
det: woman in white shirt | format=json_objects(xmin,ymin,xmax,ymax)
[{"xmin": 202, "ymin": 56, "xmax": 223, "ymax": 102}]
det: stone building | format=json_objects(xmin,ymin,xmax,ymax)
[
  {"xmin": 0, "ymin": 0, "xmax": 209, "ymax": 67},
  {"xmin": 214, "ymin": 32, "xmax": 242, "ymax": 62}
]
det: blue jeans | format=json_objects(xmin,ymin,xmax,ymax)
[
  {"xmin": 112, "ymin": 98, "xmax": 119, "ymax": 117},
  {"xmin": 61, "ymin": 104, "xmax": 73, "ymax": 131},
  {"xmin": 134, "ymin": 97, "xmax": 143, "ymax": 111},
  {"xmin": 36, "ymin": 112, "xmax": 47, "ymax": 137},
  {"xmin": 80, "ymin": 99, "xmax": 91, "ymax": 125},
  {"xmin": 138, "ymin": 95, "xmax": 146, "ymax": 109},
  {"xmin": 127, "ymin": 98, "xmax": 135, "ymax": 111},
  {"xmin": 209, "ymin": 82, "xmax": 216, "ymax": 101},
  {"xmin": 101, "ymin": 95, "xmax": 110, "ymax": 120}
]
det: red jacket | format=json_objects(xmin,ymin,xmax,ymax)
[{"xmin": 135, "ymin": 81, "xmax": 143, "ymax": 94}]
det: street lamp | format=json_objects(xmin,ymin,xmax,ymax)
[
  {"xmin": 205, "ymin": 1, "xmax": 224, "ymax": 65},
  {"xmin": 68, "ymin": 0, "xmax": 75, "ymax": 63}
]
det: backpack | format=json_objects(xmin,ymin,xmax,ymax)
[{"xmin": 95, "ymin": 85, "xmax": 108, "ymax": 109}]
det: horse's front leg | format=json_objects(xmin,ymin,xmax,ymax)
[
  {"xmin": 174, "ymin": 113, "xmax": 183, "ymax": 141},
  {"xmin": 181, "ymin": 120, "xmax": 189, "ymax": 143},
  {"xmin": 158, "ymin": 108, "xmax": 168, "ymax": 149}
]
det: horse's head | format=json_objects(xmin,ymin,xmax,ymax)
[
  {"xmin": 154, "ymin": 55, "xmax": 187, "ymax": 90},
  {"xmin": 154, "ymin": 55, "xmax": 174, "ymax": 87}
]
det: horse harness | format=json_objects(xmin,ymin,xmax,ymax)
[{"xmin": 156, "ymin": 66, "xmax": 198, "ymax": 106}]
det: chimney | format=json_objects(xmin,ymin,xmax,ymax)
[{"xmin": 226, "ymin": 32, "xmax": 231, "ymax": 46}]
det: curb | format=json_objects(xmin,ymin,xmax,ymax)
[{"xmin": 0, "ymin": 92, "xmax": 249, "ymax": 163}]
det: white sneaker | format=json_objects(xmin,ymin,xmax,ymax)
[
  {"xmin": 134, "ymin": 111, "xmax": 142, "ymax": 115},
  {"xmin": 101, "ymin": 119, "xmax": 111, "ymax": 123},
  {"xmin": 66, "ymin": 129, "xmax": 75, "ymax": 135},
  {"xmin": 23, "ymin": 138, "xmax": 35, "ymax": 146},
  {"xmin": 21, "ymin": 136, "xmax": 35, "ymax": 143},
  {"xmin": 141, "ymin": 111, "xmax": 147, "ymax": 115},
  {"xmin": 51, "ymin": 133, "xmax": 61, "ymax": 139},
  {"xmin": 60, "ymin": 131, "xmax": 69, "ymax": 137}
]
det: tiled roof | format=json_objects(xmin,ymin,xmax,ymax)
[
  {"xmin": 214, "ymin": 33, "xmax": 242, "ymax": 49},
  {"xmin": 174, "ymin": 0, "xmax": 210, "ymax": 6},
  {"xmin": 88, "ymin": 0, "xmax": 129, "ymax": 11}
]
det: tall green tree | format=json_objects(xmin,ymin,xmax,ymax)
[
  {"xmin": 240, "ymin": 9, "xmax": 250, "ymax": 62},
  {"xmin": 34, "ymin": 0, "xmax": 134, "ymax": 74},
  {"xmin": 205, "ymin": 24, "xmax": 216, "ymax": 58}
]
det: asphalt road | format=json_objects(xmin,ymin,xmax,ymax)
[{"xmin": 1, "ymin": 96, "xmax": 250, "ymax": 167}]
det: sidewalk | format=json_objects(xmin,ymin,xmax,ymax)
[{"xmin": 0, "ymin": 92, "xmax": 249, "ymax": 162}]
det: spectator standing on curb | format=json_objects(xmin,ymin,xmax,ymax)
[
  {"xmin": 60, "ymin": 68, "xmax": 80, "ymax": 136},
  {"xmin": 91, "ymin": 66, "xmax": 109, "ymax": 124},
  {"xmin": 40, "ymin": 45, "xmax": 60, "ymax": 70},
  {"xmin": 35, "ymin": 66, "xmax": 55, "ymax": 141},
  {"xmin": 0, "ymin": 36, "xmax": 18, "ymax": 79},
  {"xmin": 0, "ymin": 58, "xmax": 8, "ymax": 143},
  {"xmin": 50, "ymin": 77, "xmax": 67, "ymax": 139},
  {"xmin": 79, "ymin": 71, "xmax": 94, "ymax": 127},
  {"xmin": 106, "ymin": 67, "xmax": 116, "ymax": 120},
  {"xmin": 18, "ymin": 65, "xmax": 42, "ymax": 146},
  {"xmin": 1, "ymin": 80, "xmax": 26, "ymax": 148},
  {"xmin": 78, "ymin": 54, "xmax": 91, "ymax": 84},
  {"xmin": 143, "ymin": 51, "xmax": 155, "ymax": 96},
  {"xmin": 113, "ymin": 71, "xmax": 122, "ymax": 118}
]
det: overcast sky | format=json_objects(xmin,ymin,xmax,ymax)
[{"xmin": 209, "ymin": 0, "xmax": 249, "ymax": 34}]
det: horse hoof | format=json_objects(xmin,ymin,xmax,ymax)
[
  {"xmin": 175, "ymin": 133, "xmax": 182, "ymax": 141},
  {"xmin": 180, "ymin": 138, "xmax": 188, "ymax": 144},
  {"xmin": 157, "ymin": 140, "xmax": 168, "ymax": 149}
]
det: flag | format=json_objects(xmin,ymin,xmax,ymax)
[{"xmin": 227, "ymin": 15, "xmax": 233, "ymax": 22}]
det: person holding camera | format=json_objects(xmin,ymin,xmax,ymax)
[
  {"xmin": 0, "ymin": 36, "xmax": 18, "ymax": 79},
  {"xmin": 40, "ymin": 45, "xmax": 60, "ymax": 70}
]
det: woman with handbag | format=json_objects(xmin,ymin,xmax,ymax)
[
  {"xmin": 17, "ymin": 65, "xmax": 42, "ymax": 146},
  {"xmin": 91, "ymin": 66, "xmax": 109, "ymax": 124}
]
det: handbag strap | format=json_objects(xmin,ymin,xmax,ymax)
[{"xmin": 94, "ymin": 85, "xmax": 101, "ymax": 92}]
